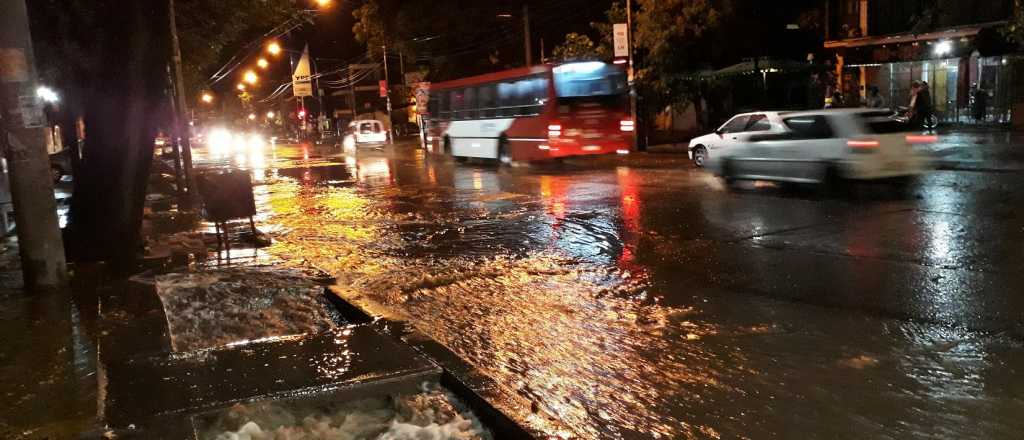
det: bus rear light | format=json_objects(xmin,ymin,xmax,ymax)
[
  {"xmin": 906, "ymin": 135, "xmax": 939, "ymax": 144},
  {"xmin": 620, "ymin": 120, "xmax": 635, "ymax": 132},
  {"xmin": 547, "ymin": 124, "xmax": 562, "ymax": 131},
  {"xmin": 538, "ymin": 144, "xmax": 551, "ymax": 150},
  {"xmin": 582, "ymin": 145, "xmax": 601, "ymax": 152},
  {"xmin": 616, "ymin": 149, "xmax": 631, "ymax": 155}
]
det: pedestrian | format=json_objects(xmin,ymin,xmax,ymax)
[
  {"xmin": 915, "ymin": 81, "xmax": 933, "ymax": 128},
  {"xmin": 866, "ymin": 86, "xmax": 885, "ymax": 108},
  {"xmin": 972, "ymin": 84, "xmax": 988, "ymax": 122}
]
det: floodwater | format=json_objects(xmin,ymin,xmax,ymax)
[{"xmin": 223, "ymin": 141, "xmax": 1024, "ymax": 439}]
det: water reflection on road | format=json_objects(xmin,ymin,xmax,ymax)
[{"xmin": 248, "ymin": 143, "xmax": 1024, "ymax": 439}]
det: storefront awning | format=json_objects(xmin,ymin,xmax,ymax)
[{"xmin": 825, "ymin": 22, "xmax": 1005, "ymax": 49}]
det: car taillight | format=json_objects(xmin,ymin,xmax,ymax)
[
  {"xmin": 905, "ymin": 135, "xmax": 938, "ymax": 144},
  {"xmin": 548, "ymin": 124, "xmax": 562, "ymax": 137},
  {"xmin": 620, "ymin": 120, "xmax": 635, "ymax": 132},
  {"xmin": 538, "ymin": 144, "xmax": 551, "ymax": 150},
  {"xmin": 616, "ymin": 149, "xmax": 630, "ymax": 155},
  {"xmin": 848, "ymin": 139, "xmax": 880, "ymax": 153}
]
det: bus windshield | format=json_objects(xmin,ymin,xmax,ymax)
[{"xmin": 554, "ymin": 62, "xmax": 628, "ymax": 100}]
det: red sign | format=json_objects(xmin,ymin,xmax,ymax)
[{"xmin": 379, "ymin": 80, "xmax": 388, "ymax": 98}]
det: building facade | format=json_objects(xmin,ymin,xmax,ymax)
[{"xmin": 825, "ymin": 0, "xmax": 1020, "ymax": 124}]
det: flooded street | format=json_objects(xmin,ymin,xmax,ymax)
[{"xmin": 229, "ymin": 141, "xmax": 1024, "ymax": 439}]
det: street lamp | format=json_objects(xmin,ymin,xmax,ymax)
[
  {"xmin": 248, "ymin": 113, "xmax": 257, "ymax": 121},
  {"xmin": 257, "ymin": 58, "xmax": 269, "ymax": 69},
  {"xmin": 243, "ymin": 70, "xmax": 259, "ymax": 85},
  {"xmin": 36, "ymin": 86, "xmax": 59, "ymax": 103},
  {"xmin": 237, "ymin": 83, "xmax": 247, "ymax": 91},
  {"xmin": 266, "ymin": 111, "xmax": 276, "ymax": 119},
  {"xmin": 267, "ymin": 41, "xmax": 282, "ymax": 56},
  {"xmin": 314, "ymin": 0, "xmax": 332, "ymax": 7},
  {"xmin": 201, "ymin": 93, "xmax": 214, "ymax": 104}
]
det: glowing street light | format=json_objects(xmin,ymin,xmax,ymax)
[
  {"xmin": 237, "ymin": 83, "xmax": 247, "ymax": 91},
  {"xmin": 248, "ymin": 113, "xmax": 257, "ymax": 121},
  {"xmin": 200, "ymin": 93, "xmax": 214, "ymax": 104},
  {"xmin": 36, "ymin": 86, "xmax": 59, "ymax": 103},
  {"xmin": 267, "ymin": 41, "xmax": 282, "ymax": 55},
  {"xmin": 257, "ymin": 58, "xmax": 269, "ymax": 69},
  {"xmin": 314, "ymin": 0, "xmax": 332, "ymax": 7},
  {"xmin": 243, "ymin": 70, "xmax": 259, "ymax": 85},
  {"xmin": 266, "ymin": 111, "xmax": 276, "ymax": 119}
]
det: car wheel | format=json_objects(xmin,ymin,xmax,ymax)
[
  {"xmin": 51, "ymin": 165, "xmax": 63, "ymax": 183},
  {"xmin": 692, "ymin": 146, "xmax": 708, "ymax": 168},
  {"xmin": 497, "ymin": 137, "xmax": 512, "ymax": 166}
]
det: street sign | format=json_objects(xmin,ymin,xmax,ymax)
[
  {"xmin": 415, "ymin": 83, "xmax": 430, "ymax": 115},
  {"xmin": 292, "ymin": 46, "xmax": 313, "ymax": 98},
  {"xmin": 379, "ymin": 80, "xmax": 388, "ymax": 98},
  {"xmin": 613, "ymin": 23, "xmax": 629, "ymax": 58}
]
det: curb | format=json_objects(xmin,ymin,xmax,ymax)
[{"xmin": 325, "ymin": 285, "xmax": 581, "ymax": 440}]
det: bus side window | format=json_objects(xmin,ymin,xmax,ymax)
[
  {"xmin": 478, "ymin": 84, "xmax": 496, "ymax": 118},
  {"xmin": 439, "ymin": 91, "xmax": 450, "ymax": 120},
  {"xmin": 498, "ymin": 82, "xmax": 516, "ymax": 117},
  {"xmin": 463, "ymin": 87, "xmax": 477, "ymax": 119},
  {"xmin": 451, "ymin": 89, "xmax": 465, "ymax": 120},
  {"xmin": 529, "ymin": 75, "xmax": 546, "ymax": 115},
  {"xmin": 515, "ymin": 79, "xmax": 532, "ymax": 116}
]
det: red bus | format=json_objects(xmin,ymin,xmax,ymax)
[{"xmin": 422, "ymin": 61, "xmax": 634, "ymax": 163}]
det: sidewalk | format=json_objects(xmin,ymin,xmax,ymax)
[
  {"xmin": 0, "ymin": 237, "xmax": 99, "ymax": 439},
  {"xmin": 927, "ymin": 126, "xmax": 1024, "ymax": 171}
]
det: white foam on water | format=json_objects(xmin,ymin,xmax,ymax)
[{"xmin": 208, "ymin": 383, "xmax": 492, "ymax": 440}]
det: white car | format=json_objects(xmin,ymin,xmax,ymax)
[
  {"xmin": 706, "ymin": 109, "xmax": 935, "ymax": 185},
  {"xmin": 688, "ymin": 111, "xmax": 788, "ymax": 167},
  {"xmin": 345, "ymin": 120, "xmax": 388, "ymax": 147}
]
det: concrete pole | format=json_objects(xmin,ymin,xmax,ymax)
[
  {"xmin": 382, "ymin": 44, "xmax": 394, "ymax": 143},
  {"xmin": 0, "ymin": 0, "xmax": 68, "ymax": 289},
  {"xmin": 168, "ymin": 0, "xmax": 195, "ymax": 208},
  {"xmin": 523, "ymin": 4, "xmax": 533, "ymax": 67}
]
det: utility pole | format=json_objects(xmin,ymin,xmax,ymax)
[
  {"xmin": 523, "ymin": 4, "xmax": 533, "ymax": 67},
  {"xmin": 382, "ymin": 44, "xmax": 395, "ymax": 143},
  {"xmin": 0, "ymin": 0, "xmax": 67, "ymax": 289},
  {"xmin": 626, "ymin": 0, "xmax": 641, "ymax": 150},
  {"xmin": 168, "ymin": 0, "xmax": 195, "ymax": 208}
]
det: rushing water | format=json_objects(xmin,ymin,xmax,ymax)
[{"xmin": 249, "ymin": 145, "xmax": 1024, "ymax": 439}]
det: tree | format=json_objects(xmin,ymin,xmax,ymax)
[
  {"xmin": 1004, "ymin": 0, "xmax": 1024, "ymax": 47},
  {"xmin": 552, "ymin": 33, "xmax": 602, "ymax": 62},
  {"xmin": 26, "ymin": 0, "xmax": 300, "ymax": 267}
]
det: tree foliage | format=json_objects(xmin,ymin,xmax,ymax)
[
  {"xmin": 1004, "ymin": 0, "xmax": 1024, "ymax": 47},
  {"xmin": 552, "ymin": 33, "xmax": 602, "ymax": 62}
]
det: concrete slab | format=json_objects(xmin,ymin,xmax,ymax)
[{"xmin": 103, "ymin": 324, "xmax": 441, "ymax": 428}]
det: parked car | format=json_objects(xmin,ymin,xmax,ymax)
[
  {"xmin": 706, "ymin": 109, "xmax": 936, "ymax": 186},
  {"xmin": 688, "ymin": 112, "xmax": 788, "ymax": 167},
  {"xmin": 345, "ymin": 120, "xmax": 388, "ymax": 148}
]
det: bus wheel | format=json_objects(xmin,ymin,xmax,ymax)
[{"xmin": 497, "ymin": 137, "xmax": 512, "ymax": 166}]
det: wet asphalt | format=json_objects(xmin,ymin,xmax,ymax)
[{"xmin": 206, "ymin": 139, "xmax": 1024, "ymax": 438}]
